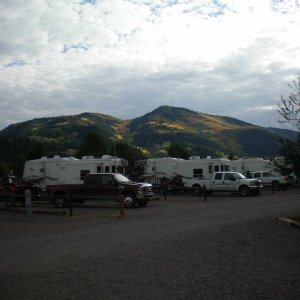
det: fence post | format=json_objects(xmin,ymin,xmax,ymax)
[
  {"xmin": 203, "ymin": 185, "xmax": 207, "ymax": 202},
  {"xmin": 25, "ymin": 189, "xmax": 32, "ymax": 216},
  {"xmin": 163, "ymin": 185, "xmax": 167, "ymax": 201},
  {"xmin": 68, "ymin": 193, "xmax": 73, "ymax": 216},
  {"xmin": 119, "ymin": 193, "xmax": 125, "ymax": 218}
]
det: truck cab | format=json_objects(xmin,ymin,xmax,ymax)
[
  {"xmin": 248, "ymin": 171, "xmax": 289, "ymax": 190},
  {"xmin": 183, "ymin": 172, "xmax": 263, "ymax": 196},
  {"xmin": 47, "ymin": 173, "xmax": 153, "ymax": 208}
]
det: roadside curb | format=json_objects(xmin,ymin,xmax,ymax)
[{"xmin": 278, "ymin": 217, "xmax": 300, "ymax": 229}]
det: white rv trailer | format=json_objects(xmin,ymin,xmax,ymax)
[
  {"xmin": 139, "ymin": 156, "xmax": 231, "ymax": 184},
  {"xmin": 23, "ymin": 155, "xmax": 127, "ymax": 190},
  {"xmin": 230, "ymin": 157, "xmax": 277, "ymax": 175}
]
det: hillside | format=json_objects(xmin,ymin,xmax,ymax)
[
  {"xmin": 0, "ymin": 106, "xmax": 296, "ymax": 160},
  {"xmin": 129, "ymin": 106, "xmax": 283, "ymax": 157}
]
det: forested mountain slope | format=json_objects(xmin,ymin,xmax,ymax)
[{"xmin": 0, "ymin": 106, "xmax": 294, "ymax": 160}]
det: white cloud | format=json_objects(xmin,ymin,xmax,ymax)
[{"xmin": 0, "ymin": 0, "xmax": 300, "ymax": 129}]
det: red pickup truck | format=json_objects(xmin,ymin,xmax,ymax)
[{"xmin": 46, "ymin": 173, "xmax": 153, "ymax": 208}]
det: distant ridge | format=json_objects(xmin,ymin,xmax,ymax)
[{"xmin": 0, "ymin": 105, "xmax": 297, "ymax": 159}]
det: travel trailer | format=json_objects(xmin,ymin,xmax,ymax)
[
  {"xmin": 230, "ymin": 158, "xmax": 277, "ymax": 175},
  {"xmin": 23, "ymin": 155, "xmax": 128, "ymax": 190},
  {"xmin": 137, "ymin": 156, "xmax": 231, "ymax": 184}
]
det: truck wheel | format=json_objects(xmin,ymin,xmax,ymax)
[
  {"xmin": 123, "ymin": 193, "xmax": 136, "ymax": 208},
  {"xmin": 239, "ymin": 186, "xmax": 249, "ymax": 197},
  {"xmin": 192, "ymin": 184, "xmax": 202, "ymax": 196},
  {"xmin": 54, "ymin": 193, "xmax": 66, "ymax": 208}
]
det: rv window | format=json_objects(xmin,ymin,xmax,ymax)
[
  {"xmin": 112, "ymin": 166, "xmax": 116, "ymax": 173},
  {"xmin": 193, "ymin": 169, "xmax": 203, "ymax": 178},
  {"xmin": 97, "ymin": 166, "xmax": 102, "ymax": 173},
  {"xmin": 80, "ymin": 170, "xmax": 90, "ymax": 180},
  {"xmin": 105, "ymin": 166, "xmax": 110, "ymax": 173},
  {"xmin": 215, "ymin": 166, "xmax": 219, "ymax": 172},
  {"xmin": 209, "ymin": 165, "xmax": 212, "ymax": 174}
]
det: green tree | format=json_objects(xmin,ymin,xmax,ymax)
[
  {"xmin": 275, "ymin": 135, "xmax": 300, "ymax": 177},
  {"xmin": 167, "ymin": 142, "xmax": 191, "ymax": 159},
  {"xmin": 277, "ymin": 73, "xmax": 300, "ymax": 178},
  {"xmin": 110, "ymin": 141, "xmax": 149, "ymax": 179},
  {"xmin": 77, "ymin": 132, "xmax": 109, "ymax": 158},
  {"xmin": 25, "ymin": 142, "xmax": 48, "ymax": 160}
]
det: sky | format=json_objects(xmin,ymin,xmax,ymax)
[{"xmin": 1, "ymin": 0, "xmax": 300, "ymax": 130}]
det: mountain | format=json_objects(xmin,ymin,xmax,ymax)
[
  {"xmin": 267, "ymin": 127, "xmax": 298, "ymax": 141},
  {"xmin": 0, "ymin": 113, "xmax": 125, "ymax": 155},
  {"xmin": 0, "ymin": 106, "xmax": 297, "ymax": 160},
  {"xmin": 129, "ymin": 106, "xmax": 286, "ymax": 157}
]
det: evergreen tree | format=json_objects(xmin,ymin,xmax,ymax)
[
  {"xmin": 77, "ymin": 132, "xmax": 109, "ymax": 158},
  {"xmin": 276, "ymin": 134, "xmax": 300, "ymax": 177},
  {"xmin": 167, "ymin": 142, "xmax": 191, "ymax": 159}
]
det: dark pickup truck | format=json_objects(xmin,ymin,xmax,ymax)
[{"xmin": 46, "ymin": 173, "xmax": 153, "ymax": 208}]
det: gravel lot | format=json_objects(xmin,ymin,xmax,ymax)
[{"xmin": 1, "ymin": 189, "xmax": 300, "ymax": 300}]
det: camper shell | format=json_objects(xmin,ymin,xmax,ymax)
[{"xmin": 23, "ymin": 155, "xmax": 128, "ymax": 190}]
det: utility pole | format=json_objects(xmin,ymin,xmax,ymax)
[{"xmin": 114, "ymin": 138, "xmax": 117, "ymax": 173}]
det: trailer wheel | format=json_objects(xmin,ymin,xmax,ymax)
[
  {"xmin": 54, "ymin": 193, "xmax": 66, "ymax": 208},
  {"xmin": 239, "ymin": 186, "xmax": 249, "ymax": 197},
  {"xmin": 123, "ymin": 193, "xmax": 136, "ymax": 208}
]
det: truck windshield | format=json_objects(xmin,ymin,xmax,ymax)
[
  {"xmin": 233, "ymin": 173, "xmax": 246, "ymax": 180},
  {"xmin": 114, "ymin": 174, "xmax": 130, "ymax": 183}
]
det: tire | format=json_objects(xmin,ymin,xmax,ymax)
[
  {"xmin": 239, "ymin": 186, "xmax": 249, "ymax": 197},
  {"xmin": 54, "ymin": 193, "xmax": 66, "ymax": 208},
  {"xmin": 123, "ymin": 193, "xmax": 136, "ymax": 208},
  {"xmin": 192, "ymin": 184, "xmax": 202, "ymax": 196},
  {"xmin": 272, "ymin": 181, "xmax": 280, "ymax": 191}
]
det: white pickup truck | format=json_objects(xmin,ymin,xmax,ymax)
[
  {"xmin": 247, "ymin": 171, "xmax": 289, "ymax": 190},
  {"xmin": 183, "ymin": 171, "xmax": 263, "ymax": 197}
]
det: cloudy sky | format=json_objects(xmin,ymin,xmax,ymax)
[{"xmin": 1, "ymin": 0, "xmax": 300, "ymax": 130}]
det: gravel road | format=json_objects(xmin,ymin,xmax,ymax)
[{"xmin": 1, "ymin": 189, "xmax": 300, "ymax": 300}]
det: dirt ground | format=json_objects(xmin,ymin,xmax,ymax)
[{"xmin": 1, "ymin": 188, "xmax": 300, "ymax": 300}]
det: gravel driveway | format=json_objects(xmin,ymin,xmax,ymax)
[{"xmin": 1, "ymin": 189, "xmax": 300, "ymax": 299}]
